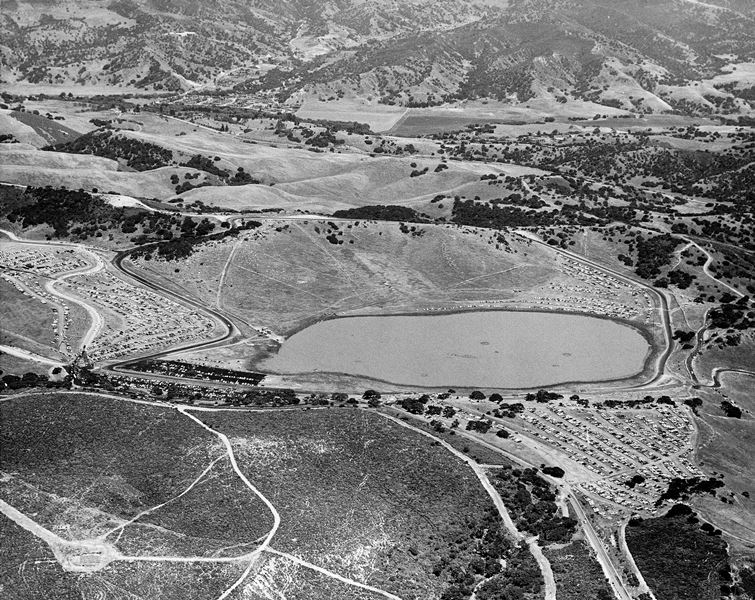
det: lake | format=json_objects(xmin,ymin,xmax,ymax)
[{"xmin": 261, "ymin": 311, "xmax": 651, "ymax": 388}]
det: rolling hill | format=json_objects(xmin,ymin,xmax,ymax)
[{"xmin": 1, "ymin": 0, "xmax": 753, "ymax": 117}]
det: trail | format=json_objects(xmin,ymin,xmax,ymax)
[
  {"xmin": 682, "ymin": 236, "xmax": 745, "ymax": 299},
  {"xmin": 177, "ymin": 407, "xmax": 281, "ymax": 599},
  {"xmin": 0, "ymin": 344, "xmax": 63, "ymax": 366},
  {"xmin": 215, "ymin": 240, "xmax": 242, "ymax": 310},
  {"xmin": 449, "ymin": 264, "xmax": 527, "ymax": 289},
  {"xmin": 375, "ymin": 411, "xmax": 556, "ymax": 600},
  {"xmin": 292, "ymin": 222, "xmax": 367, "ymax": 302},
  {"xmin": 265, "ymin": 548, "xmax": 403, "ymax": 600},
  {"xmin": 102, "ymin": 455, "xmax": 226, "ymax": 543},
  {"xmin": 0, "ymin": 498, "xmax": 65, "ymax": 547}
]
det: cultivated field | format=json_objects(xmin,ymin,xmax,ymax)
[{"xmin": 296, "ymin": 99, "xmax": 407, "ymax": 132}]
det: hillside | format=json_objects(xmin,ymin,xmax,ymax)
[{"xmin": 1, "ymin": 0, "xmax": 754, "ymax": 117}]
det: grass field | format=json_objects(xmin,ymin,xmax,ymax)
[
  {"xmin": 695, "ymin": 334, "xmax": 755, "ymax": 382},
  {"xmin": 203, "ymin": 407, "xmax": 503, "ymax": 600},
  {"xmin": 692, "ymin": 371, "xmax": 755, "ymax": 545},
  {"xmin": 296, "ymin": 99, "xmax": 407, "ymax": 132},
  {"xmin": 0, "ymin": 279, "xmax": 61, "ymax": 360},
  {"xmin": 9, "ymin": 111, "xmax": 82, "ymax": 146},
  {"xmin": 0, "ymin": 352, "xmax": 52, "ymax": 376},
  {"xmin": 133, "ymin": 220, "xmax": 558, "ymax": 337},
  {"xmin": 0, "ymin": 110, "xmax": 48, "ymax": 146}
]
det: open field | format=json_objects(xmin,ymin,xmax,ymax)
[
  {"xmin": 692, "ymin": 371, "xmax": 755, "ymax": 545},
  {"xmin": 296, "ymin": 99, "xmax": 407, "ymax": 132},
  {"xmin": 0, "ymin": 110, "xmax": 48, "ymax": 146},
  {"xmin": 9, "ymin": 111, "xmax": 82, "ymax": 146},
  {"xmin": 694, "ymin": 334, "xmax": 755, "ymax": 384},
  {"xmin": 203, "ymin": 408, "xmax": 504, "ymax": 600},
  {"xmin": 0, "ymin": 279, "xmax": 60, "ymax": 360},
  {"xmin": 0, "ymin": 154, "xmax": 207, "ymax": 202},
  {"xmin": 0, "ymin": 351, "xmax": 53, "ymax": 376},
  {"xmin": 388, "ymin": 100, "xmax": 630, "ymax": 136}
]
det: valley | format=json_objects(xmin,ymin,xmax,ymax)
[{"xmin": 1, "ymin": 1, "xmax": 754, "ymax": 598}]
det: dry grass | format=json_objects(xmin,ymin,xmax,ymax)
[
  {"xmin": 296, "ymin": 99, "xmax": 407, "ymax": 132},
  {"xmin": 133, "ymin": 220, "xmax": 558, "ymax": 336},
  {"xmin": 693, "ymin": 371, "xmax": 755, "ymax": 544},
  {"xmin": 0, "ymin": 279, "xmax": 61, "ymax": 359}
]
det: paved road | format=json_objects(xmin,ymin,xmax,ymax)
[{"xmin": 566, "ymin": 492, "xmax": 633, "ymax": 600}]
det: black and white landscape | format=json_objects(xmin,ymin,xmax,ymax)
[{"xmin": 1, "ymin": 2, "xmax": 754, "ymax": 599}]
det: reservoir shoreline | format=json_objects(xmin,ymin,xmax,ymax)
[{"xmin": 256, "ymin": 307, "xmax": 659, "ymax": 390}]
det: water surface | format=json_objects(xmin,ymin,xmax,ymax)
[{"xmin": 262, "ymin": 311, "xmax": 650, "ymax": 388}]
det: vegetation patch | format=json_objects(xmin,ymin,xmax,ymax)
[
  {"xmin": 0, "ymin": 394, "xmax": 223, "ymax": 535},
  {"xmin": 489, "ymin": 465, "xmax": 577, "ymax": 543},
  {"xmin": 203, "ymin": 408, "xmax": 515, "ymax": 600},
  {"xmin": 46, "ymin": 129, "xmax": 173, "ymax": 171},
  {"xmin": 626, "ymin": 504, "xmax": 730, "ymax": 600},
  {"xmin": 544, "ymin": 540, "xmax": 613, "ymax": 600}
]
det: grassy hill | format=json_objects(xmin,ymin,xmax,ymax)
[{"xmin": 129, "ymin": 219, "xmax": 559, "ymax": 335}]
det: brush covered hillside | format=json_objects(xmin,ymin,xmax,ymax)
[{"xmin": 2, "ymin": 0, "xmax": 754, "ymax": 117}]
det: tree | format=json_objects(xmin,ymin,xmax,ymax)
[
  {"xmin": 470, "ymin": 390, "xmax": 486, "ymax": 400},
  {"xmin": 443, "ymin": 406, "xmax": 457, "ymax": 419},
  {"xmin": 362, "ymin": 389, "xmax": 381, "ymax": 400},
  {"xmin": 489, "ymin": 393, "xmax": 503, "ymax": 402}
]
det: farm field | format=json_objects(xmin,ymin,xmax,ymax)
[{"xmin": 296, "ymin": 98, "xmax": 407, "ymax": 132}]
